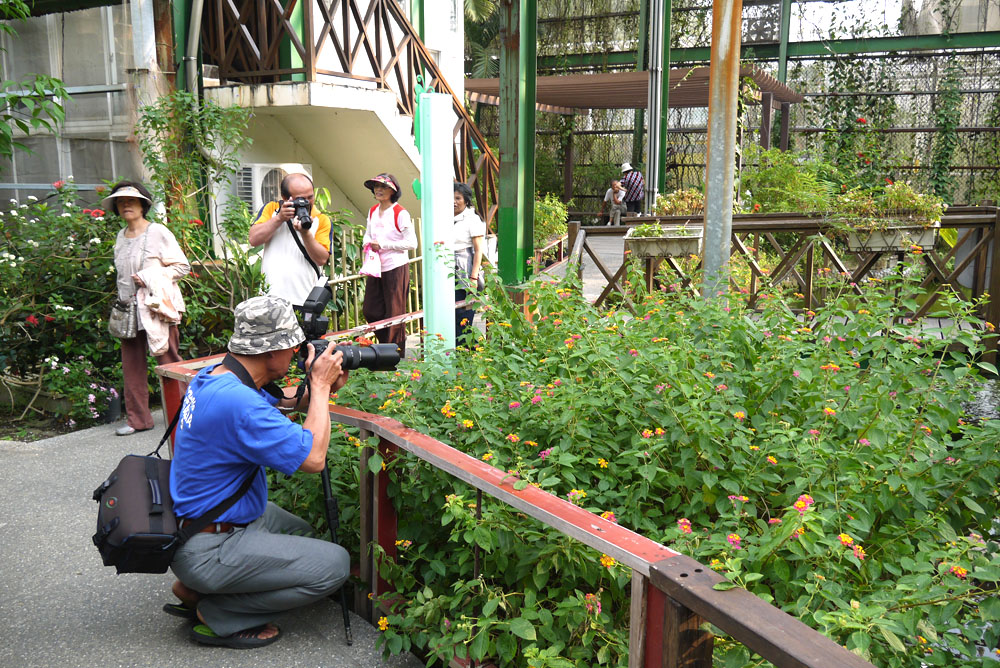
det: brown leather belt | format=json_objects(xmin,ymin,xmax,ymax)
[{"xmin": 179, "ymin": 519, "xmax": 248, "ymax": 533}]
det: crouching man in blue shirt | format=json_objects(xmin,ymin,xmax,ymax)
[{"xmin": 165, "ymin": 295, "xmax": 350, "ymax": 649}]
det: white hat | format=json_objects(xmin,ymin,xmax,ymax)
[
  {"xmin": 621, "ymin": 162, "xmax": 633, "ymax": 173},
  {"xmin": 101, "ymin": 185, "xmax": 152, "ymax": 214}
]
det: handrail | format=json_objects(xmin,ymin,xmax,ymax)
[
  {"xmin": 152, "ymin": 354, "xmax": 874, "ymax": 667},
  {"xmin": 202, "ymin": 0, "xmax": 499, "ymax": 226}
]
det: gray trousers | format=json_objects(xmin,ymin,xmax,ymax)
[{"xmin": 170, "ymin": 502, "xmax": 350, "ymax": 637}]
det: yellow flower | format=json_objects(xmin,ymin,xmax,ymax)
[
  {"xmin": 597, "ymin": 458, "xmax": 609, "ymax": 469},
  {"xmin": 482, "ymin": 452, "xmax": 494, "ymax": 462},
  {"xmin": 599, "ymin": 554, "xmax": 616, "ymax": 568},
  {"xmin": 462, "ymin": 419, "xmax": 474, "ymax": 428},
  {"xmin": 378, "ymin": 616, "xmax": 389, "ymax": 631}
]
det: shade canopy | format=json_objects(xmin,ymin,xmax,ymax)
[{"xmin": 465, "ymin": 66, "xmax": 803, "ymax": 113}]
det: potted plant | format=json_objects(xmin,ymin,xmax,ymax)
[
  {"xmin": 624, "ymin": 221, "xmax": 704, "ymax": 258},
  {"xmin": 832, "ymin": 181, "xmax": 945, "ymax": 252}
]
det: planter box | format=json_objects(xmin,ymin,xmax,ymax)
[
  {"xmin": 1, "ymin": 374, "xmax": 71, "ymax": 414},
  {"xmin": 845, "ymin": 221, "xmax": 940, "ymax": 253},
  {"xmin": 624, "ymin": 225, "xmax": 704, "ymax": 258}
]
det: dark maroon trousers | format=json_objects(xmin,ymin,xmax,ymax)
[
  {"xmin": 120, "ymin": 325, "xmax": 181, "ymax": 430},
  {"xmin": 362, "ymin": 264, "xmax": 409, "ymax": 356}
]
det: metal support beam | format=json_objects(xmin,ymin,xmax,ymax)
[
  {"xmin": 538, "ymin": 30, "xmax": 1000, "ymax": 70},
  {"xmin": 498, "ymin": 0, "xmax": 534, "ymax": 285},
  {"xmin": 645, "ymin": 0, "xmax": 666, "ymax": 212},
  {"xmin": 702, "ymin": 0, "xmax": 743, "ymax": 294},
  {"xmin": 759, "ymin": 91, "xmax": 772, "ymax": 149},
  {"xmin": 658, "ymin": 1, "xmax": 671, "ymax": 197},
  {"xmin": 779, "ymin": 101, "xmax": 790, "ymax": 150},
  {"xmin": 777, "ymin": 0, "xmax": 791, "ymax": 83},
  {"xmin": 631, "ymin": 0, "xmax": 650, "ymax": 168}
]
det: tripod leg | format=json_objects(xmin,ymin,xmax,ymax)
[{"xmin": 321, "ymin": 465, "xmax": 353, "ymax": 645}]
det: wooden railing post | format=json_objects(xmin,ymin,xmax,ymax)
[
  {"xmin": 357, "ymin": 427, "xmax": 374, "ymax": 620},
  {"xmin": 374, "ymin": 435, "xmax": 399, "ymax": 598},
  {"xmin": 986, "ymin": 207, "xmax": 1000, "ymax": 364}
]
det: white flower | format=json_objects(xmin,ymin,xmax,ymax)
[
  {"xmin": 27, "ymin": 195, "xmax": 37, "ymax": 201},
  {"xmin": 95, "ymin": 216, "xmax": 104, "ymax": 222},
  {"xmin": 9, "ymin": 262, "xmax": 15, "ymax": 268},
  {"xmin": 61, "ymin": 212, "xmax": 71, "ymax": 218},
  {"xmin": 19, "ymin": 204, "xmax": 27, "ymax": 209},
  {"xmin": 89, "ymin": 237, "xmax": 101, "ymax": 244},
  {"xmin": 9, "ymin": 198, "xmax": 17, "ymax": 204}
]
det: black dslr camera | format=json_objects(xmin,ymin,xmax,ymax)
[
  {"xmin": 296, "ymin": 285, "xmax": 400, "ymax": 371},
  {"xmin": 291, "ymin": 196, "xmax": 313, "ymax": 230}
]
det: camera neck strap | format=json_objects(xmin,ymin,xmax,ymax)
[
  {"xmin": 284, "ymin": 218, "xmax": 322, "ymax": 280},
  {"xmin": 222, "ymin": 353, "xmax": 286, "ymax": 402}
]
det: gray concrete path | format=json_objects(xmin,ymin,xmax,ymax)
[
  {"xmin": 546, "ymin": 232, "xmax": 626, "ymax": 301},
  {"xmin": 0, "ymin": 415, "xmax": 422, "ymax": 668}
]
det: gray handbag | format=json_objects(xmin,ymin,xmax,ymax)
[{"xmin": 108, "ymin": 299, "xmax": 138, "ymax": 339}]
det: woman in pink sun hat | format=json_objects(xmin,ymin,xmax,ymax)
[{"xmin": 360, "ymin": 173, "xmax": 417, "ymax": 356}]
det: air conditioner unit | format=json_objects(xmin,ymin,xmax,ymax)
[{"xmin": 234, "ymin": 163, "xmax": 313, "ymax": 216}]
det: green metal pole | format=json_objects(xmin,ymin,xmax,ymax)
[
  {"xmin": 631, "ymin": 0, "xmax": 650, "ymax": 167},
  {"xmin": 657, "ymin": 0, "xmax": 671, "ymax": 195},
  {"xmin": 411, "ymin": 0, "xmax": 425, "ymax": 42},
  {"xmin": 777, "ymin": 0, "xmax": 791, "ymax": 84},
  {"xmin": 498, "ymin": 0, "xmax": 520, "ymax": 285},
  {"xmin": 173, "ymin": 0, "xmax": 191, "ymax": 91},
  {"xmin": 279, "ymin": 0, "xmax": 306, "ymax": 82},
  {"xmin": 517, "ymin": 0, "xmax": 536, "ymax": 280}
]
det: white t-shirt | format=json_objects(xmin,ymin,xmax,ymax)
[
  {"xmin": 452, "ymin": 207, "xmax": 486, "ymax": 252},
  {"xmin": 604, "ymin": 188, "xmax": 625, "ymax": 206},
  {"xmin": 362, "ymin": 204, "xmax": 417, "ymax": 272}
]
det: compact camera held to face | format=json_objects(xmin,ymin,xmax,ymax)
[{"xmin": 290, "ymin": 196, "xmax": 312, "ymax": 230}]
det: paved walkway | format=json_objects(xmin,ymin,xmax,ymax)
[
  {"xmin": 546, "ymin": 231, "xmax": 627, "ymax": 301},
  {"xmin": 0, "ymin": 416, "xmax": 421, "ymax": 668}
]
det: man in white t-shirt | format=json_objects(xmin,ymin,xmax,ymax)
[
  {"xmin": 603, "ymin": 180, "xmax": 627, "ymax": 226},
  {"xmin": 248, "ymin": 173, "xmax": 332, "ymax": 306}
]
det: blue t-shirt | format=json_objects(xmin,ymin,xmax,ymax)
[{"xmin": 169, "ymin": 364, "xmax": 312, "ymax": 523}]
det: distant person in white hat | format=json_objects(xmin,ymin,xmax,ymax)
[{"xmin": 620, "ymin": 162, "xmax": 645, "ymax": 214}]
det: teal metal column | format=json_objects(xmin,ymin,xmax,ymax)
[
  {"xmin": 631, "ymin": 0, "xmax": 650, "ymax": 167},
  {"xmin": 657, "ymin": 0, "xmax": 671, "ymax": 196},
  {"xmin": 497, "ymin": 0, "xmax": 533, "ymax": 285},
  {"xmin": 172, "ymin": 0, "xmax": 191, "ymax": 91},
  {"xmin": 777, "ymin": 0, "xmax": 791, "ymax": 84},
  {"xmin": 418, "ymin": 92, "xmax": 456, "ymax": 356},
  {"xmin": 517, "ymin": 0, "xmax": 536, "ymax": 277}
]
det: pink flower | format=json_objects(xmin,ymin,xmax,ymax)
[
  {"xmin": 858, "ymin": 438, "xmax": 870, "ymax": 446},
  {"xmin": 553, "ymin": 379, "xmax": 562, "ymax": 386},
  {"xmin": 25, "ymin": 315, "xmax": 39, "ymax": 326},
  {"xmin": 727, "ymin": 533, "xmax": 742, "ymax": 549},
  {"xmin": 509, "ymin": 401, "xmax": 521, "ymax": 409},
  {"xmin": 793, "ymin": 370, "xmax": 800, "ymax": 378},
  {"xmin": 52, "ymin": 180, "xmax": 65, "ymax": 189},
  {"xmin": 628, "ymin": 349, "xmax": 638, "ymax": 357},
  {"xmin": 538, "ymin": 448, "xmax": 552, "ymax": 459},
  {"xmin": 768, "ymin": 518, "xmax": 782, "ymax": 525},
  {"xmin": 530, "ymin": 395, "xmax": 542, "ymax": 404},
  {"xmin": 677, "ymin": 518, "xmax": 692, "ymax": 534},
  {"xmin": 715, "ymin": 384, "xmax": 728, "ymax": 392},
  {"xmin": 808, "ymin": 429, "xmax": 820, "ymax": 437}
]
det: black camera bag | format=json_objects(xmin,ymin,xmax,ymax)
[{"xmin": 93, "ymin": 391, "xmax": 256, "ymax": 574}]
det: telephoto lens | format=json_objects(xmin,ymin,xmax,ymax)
[{"xmin": 302, "ymin": 340, "xmax": 401, "ymax": 372}]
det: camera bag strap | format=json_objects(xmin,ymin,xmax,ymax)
[{"xmin": 285, "ymin": 218, "xmax": 322, "ymax": 280}]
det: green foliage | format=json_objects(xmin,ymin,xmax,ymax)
[
  {"xmin": 0, "ymin": 181, "xmax": 121, "ymax": 423},
  {"xmin": 739, "ymin": 147, "xmax": 839, "ymax": 214},
  {"xmin": 278, "ymin": 259, "xmax": 1000, "ymax": 667},
  {"xmin": 533, "ymin": 193, "xmax": 568, "ymax": 247},
  {"xmin": 652, "ymin": 188, "xmax": 704, "ymax": 216},
  {"xmin": 0, "ymin": 0, "xmax": 68, "ymax": 169},
  {"xmin": 929, "ymin": 60, "xmax": 962, "ymax": 204},
  {"xmin": 831, "ymin": 181, "xmax": 947, "ymax": 232}
]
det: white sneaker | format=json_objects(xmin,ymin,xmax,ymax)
[{"xmin": 115, "ymin": 425, "xmax": 136, "ymax": 436}]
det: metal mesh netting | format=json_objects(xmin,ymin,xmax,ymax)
[{"xmin": 511, "ymin": 0, "xmax": 1000, "ymax": 207}]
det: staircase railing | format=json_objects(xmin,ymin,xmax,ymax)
[{"xmin": 202, "ymin": 0, "xmax": 499, "ymax": 225}]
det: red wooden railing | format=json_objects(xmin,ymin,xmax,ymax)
[
  {"xmin": 156, "ymin": 357, "xmax": 874, "ymax": 668},
  {"xmin": 201, "ymin": 0, "xmax": 499, "ymax": 225}
]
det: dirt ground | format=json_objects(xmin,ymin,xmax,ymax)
[{"xmin": 0, "ymin": 410, "xmax": 77, "ymax": 441}]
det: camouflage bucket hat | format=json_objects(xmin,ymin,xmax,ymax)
[{"xmin": 228, "ymin": 295, "xmax": 305, "ymax": 355}]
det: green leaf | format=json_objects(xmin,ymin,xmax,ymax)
[
  {"xmin": 961, "ymin": 496, "xmax": 985, "ymax": 514},
  {"xmin": 971, "ymin": 566, "xmax": 1000, "ymax": 582},
  {"xmin": 878, "ymin": 626, "xmax": 906, "ymax": 653},
  {"xmin": 496, "ymin": 632, "xmax": 517, "ymax": 662},
  {"xmin": 367, "ymin": 453, "xmax": 383, "ymax": 474},
  {"xmin": 482, "ymin": 597, "xmax": 499, "ymax": 617},
  {"xmin": 508, "ymin": 617, "xmax": 536, "ymax": 640},
  {"xmin": 713, "ymin": 580, "xmax": 738, "ymax": 591},
  {"xmin": 513, "ymin": 479, "xmax": 529, "ymax": 490}
]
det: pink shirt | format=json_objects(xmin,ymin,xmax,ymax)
[{"xmin": 362, "ymin": 204, "xmax": 417, "ymax": 272}]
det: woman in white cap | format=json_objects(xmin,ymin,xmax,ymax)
[
  {"xmin": 105, "ymin": 180, "xmax": 190, "ymax": 435},
  {"xmin": 360, "ymin": 173, "xmax": 416, "ymax": 356}
]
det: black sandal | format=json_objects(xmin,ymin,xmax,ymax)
[
  {"xmin": 189, "ymin": 623, "xmax": 281, "ymax": 649},
  {"xmin": 162, "ymin": 602, "xmax": 197, "ymax": 620}
]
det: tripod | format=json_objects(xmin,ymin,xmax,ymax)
[{"xmin": 321, "ymin": 465, "xmax": 353, "ymax": 645}]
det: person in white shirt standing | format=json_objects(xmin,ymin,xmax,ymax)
[
  {"xmin": 603, "ymin": 180, "xmax": 627, "ymax": 225},
  {"xmin": 361, "ymin": 173, "xmax": 417, "ymax": 356},
  {"xmin": 248, "ymin": 173, "xmax": 332, "ymax": 306},
  {"xmin": 452, "ymin": 183, "xmax": 486, "ymax": 343}
]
